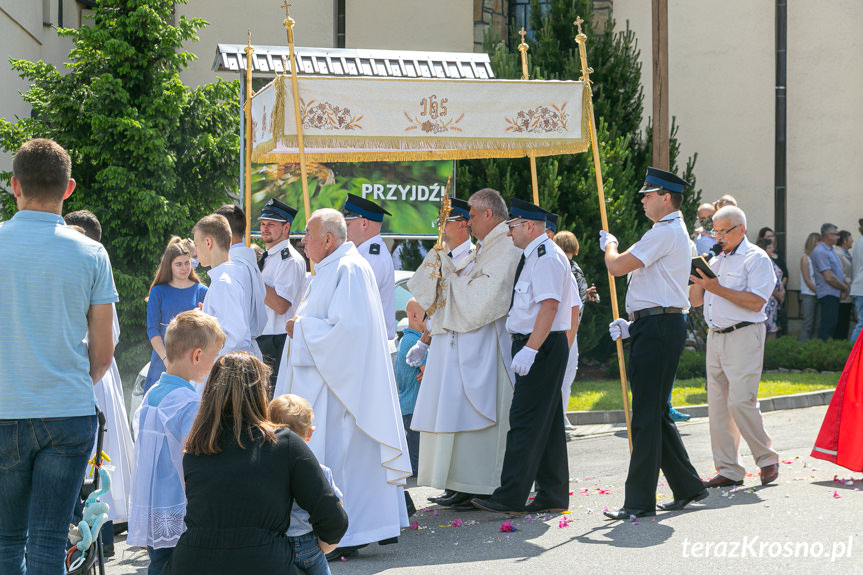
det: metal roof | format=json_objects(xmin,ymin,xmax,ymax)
[{"xmin": 213, "ymin": 45, "xmax": 495, "ymax": 80}]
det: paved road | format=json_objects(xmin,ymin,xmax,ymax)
[{"xmin": 104, "ymin": 406, "xmax": 863, "ymax": 575}]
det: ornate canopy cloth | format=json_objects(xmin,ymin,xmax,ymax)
[{"xmin": 251, "ymin": 76, "xmax": 588, "ymax": 163}]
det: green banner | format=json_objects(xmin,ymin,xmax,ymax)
[{"xmin": 250, "ymin": 160, "xmax": 454, "ymax": 234}]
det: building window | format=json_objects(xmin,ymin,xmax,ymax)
[
  {"xmin": 335, "ymin": 0, "xmax": 345, "ymax": 48},
  {"xmin": 509, "ymin": 0, "xmax": 550, "ymax": 40}
]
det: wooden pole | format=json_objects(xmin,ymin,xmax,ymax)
[
  {"xmin": 282, "ymin": 2, "xmax": 312, "ymax": 232},
  {"xmin": 651, "ymin": 0, "xmax": 669, "ymax": 170},
  {"xmin": 243, "ymin": 32, "xmax": 254, "ymax": 246},
  {"xmin": 517, "ymin": 27, "xmax": 541, "ymax": 206},
  {"xmin": 575, "ymin": 16, "xmax": 633, "ymax": 452}
]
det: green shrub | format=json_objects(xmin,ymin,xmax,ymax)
[
  {"xmin": 676, "ymin": 349, "xmax": 707, "ymax": 379},
  {"xmin": 764, "ymin": 336, "xmax": 853, "ymax": 372}
]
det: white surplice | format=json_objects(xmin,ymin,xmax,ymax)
[
  {"xmin": 92, "ymin": 305, "xmax": 134, "ymax": 522},
  {"xmin": 273, "ymin": 241, "xmax": 410, "ymax": 547},
  {"xmin": 203, "ymin": 258, "xmax": 266, "ymax": 360},
  {"xmin": 407, "ymin": 222, "xmax": 521, "ymax": 494}
]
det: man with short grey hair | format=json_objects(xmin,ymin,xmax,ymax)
[
  {"xmin": 690, "ymin": 205, "xmax": 780, "ymax": 488},
  {"xmin": 811, "ymin": 222, "xmax": 849, "ymax": 340}
]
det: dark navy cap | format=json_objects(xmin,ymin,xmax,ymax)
[
  {"xmin": 546, "ymin": 212, "xmax": 559, "ymax": 233},
  {"xmin": 342, "ymin": 193, "xmax": 391, "ymax": 222},
  {"xmin": 641, "ymin": 167, "xmax": 689, "ymax": 194},
  {"xmin": 507, "ymin": 198, "xmax": 547, "ymax": 222},
  {"xmin": 447, "ymin": 198, "xmax": 470, "ymax": 221},
  {"xmin": 258, "ymin": 198, "xmax": 298, "ymax": 223}
]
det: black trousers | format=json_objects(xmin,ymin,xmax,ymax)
[
  {"xmin": 256, "ymin": 333, "xmax": 287, "ymax": 395},
  {"xmin": 492, "ymin": 332, "xmax": 569, "ymax": 509},
  {"xmin": 624, "ymin": 314, "xmax": 703, "ymax": 509}
]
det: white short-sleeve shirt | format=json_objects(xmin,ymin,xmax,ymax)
[
  {"xmin": 703, "ymin": 237, "xmax": 776, "ymax": 329},
  {"xmin": 625, "ymin": 210, "xmax": 692, "ymax": 315},
  {"xmin": 261, "ymin": 239, "xmax": 307, "ymax": 335},
  {"xmin": 506, "ymin": 234, "xmax": 573, "ymax": 335}
]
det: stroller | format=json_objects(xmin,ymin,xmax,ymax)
[{"xmin": 65, "ymin": 410, "xmax": 110, "ymax": 575}]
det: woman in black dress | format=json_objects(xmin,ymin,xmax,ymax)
[{"xmin": 162, "ymin": 353, "xmax": 348, "ymax": 574}]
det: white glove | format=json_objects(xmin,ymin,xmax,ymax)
[
  {"xmin": 599, "ymin": 230, "xmax": 619, "ymax": 253},
  {"xmin": 406, "ymin": 340, "xmax": 429, "ymax": 367},
  {"xmin": 608, "ymin": 318, "xmax": 631, "ymax": 341},
  {"xmin": 511, "ymin": 346, "xmax": 538, "ymax": 376}
]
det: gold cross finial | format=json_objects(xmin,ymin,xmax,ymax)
[
  {"xmin": 574, "ymin": 16, "xmax": 584, "ymax": 36},
  {"xmin": 247, "ymin": 29, "xmax": 251, "ymax": 46},
  {"xmin": 519, "ymin": 27, "xmax": 527, "ymax": 44},
  {"xmin": 281, "ymin": 0, "xmax": 291, "ymax": 18}
]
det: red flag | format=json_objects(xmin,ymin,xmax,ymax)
[{"xmin": 811, "ymin": 336, "xmax": 863, "ymax": 471}]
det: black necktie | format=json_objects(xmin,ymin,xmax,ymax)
[
  {"xmin": 258, "ymin": 250, "xmax": 268, "ymax": 271},
  {"xmin": 448, "ymin": 251, "xmax": 453, "ymax": 258},
  {"xmin": 509, "ymin": 254, "xmax": 526, "ymax": 310}
]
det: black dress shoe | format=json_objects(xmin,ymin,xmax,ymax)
[
  {"xmin": 437, "ymin": 491, "xmax": 473, "ymax": 507},
  {"xmin": 470, "ymin": 497, "xmax": 524, "ymax": 515},
  {"xmin": 603, "ymin": 507, "xmax": 656, "ymax": 520},
  {"xmin": 525, "ymin": 500, "xmax": 568, "ymax": 514},
  {"xmin": 428, "ymin": 489, "xmax": 455, "ymax": 503},
  {"xmin": 657, "ymin": 490, "xmax": 708, "ymax": 511}
]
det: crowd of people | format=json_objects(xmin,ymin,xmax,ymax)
[{"xmin": 2, "ymin": 137, "xmax": 861, "ymax": 574}]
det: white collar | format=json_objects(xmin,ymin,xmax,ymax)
[{"xmin": 266, "ymin": 238, "xmax": 292, "ymax": 255}]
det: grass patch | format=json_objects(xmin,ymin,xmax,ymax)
[{"xmin": 567, "ymin": 371, "xmax": 840, "ymax": 412}]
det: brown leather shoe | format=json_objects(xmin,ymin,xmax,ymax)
[
  {"xmin": 760, "ymin": 463, "xmax": 779, "ymax": 485},
  {"xmin": 703, "ymin": 474, "xmax": 744, "ymax": 488}
]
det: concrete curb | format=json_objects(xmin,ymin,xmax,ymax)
[{"xmin": 566, "ymin": 388, "xmax": 835, "ymax": 426}]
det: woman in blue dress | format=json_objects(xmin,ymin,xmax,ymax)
[{"xmin": 145, "ymin": 237, "xmax": 208, "ymax": 392}]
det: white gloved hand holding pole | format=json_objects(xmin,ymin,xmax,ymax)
[
  {"xmin": 599, "ymin": 230, "xmax": 619, "ymax": 253},
  {"xmin": 608, "ymin": 318, "xmax": 631, "ymax": 341}
]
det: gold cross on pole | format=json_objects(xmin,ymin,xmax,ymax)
[
  {"xmin": 574, "ymin": 16, "xmax": 584, "ymax": 36},
  {"xmin": 519, "ymin": 27, "xmax": 527, "ymax": 45},
  {"xmin": 281, "ymin": 0, "xmax": 291, "ymax": 18}
]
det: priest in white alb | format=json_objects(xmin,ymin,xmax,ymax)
[
  {"xmin": 406, "ymin": 188, "xmax": 521, "ymax": 509},
  {"xmin": 273, "ymin": 208, "xmax": 410, "ymax": 559}
]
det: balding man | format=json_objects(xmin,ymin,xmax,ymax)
[
  {"xmin": 694, "ymin": 202, "xmax": 717, "ymax": 256},
  {"xmin": 273, "ymin": 209, "xmax": 410, "ymax": 560},
  {"xmin": 690, "ymin": 205, "xmax": 780, "ymax": 488}
]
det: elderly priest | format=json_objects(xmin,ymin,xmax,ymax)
[{"xmin": 273, "ymin": 208, "xmax": 411, "ymax": 559}]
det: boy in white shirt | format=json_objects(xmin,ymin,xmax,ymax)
[
  {"xmin": 127, "ymin": 310, "xmax": 225, "ymax": 575},
  {"xmin": 193, "ymin": 214, "xmax": 266, "ymax": 360}
]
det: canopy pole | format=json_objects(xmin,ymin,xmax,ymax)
[
  {"xmin": 575, "ymin": 16, "xmax": 633, "ymax": 452},
  {"xmin": 282, "ymin": 2, "xmax": 312, "ymax": 232},
  {"xmin": 518, "ymin": 28, "xmax": 541, "ymax": 206},
  {"xmin": 243, "ymin": 31, "xmax": 254, "ymax": 246}
]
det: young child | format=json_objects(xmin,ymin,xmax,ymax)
[
  {"xmin": 192, "ymin": 213, "xmax": 267, "ymax": 361},
  {"xmin": 127, "ymin": 310, "xmax": 225, "ymax": 575},
  {"xmin": 395, "ymin": 297, "xmax": 427, "ymax": 477},
  {"xmin": 269, "ymin": 394, "xmax": 343, "ymax": 574}
]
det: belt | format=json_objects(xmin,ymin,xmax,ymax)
[
  {"xmin": 629, "ymin": 306, "xmax": 684, "ymax": 322},
  {"xmin": 512, "ymin": 331, "xmax": 566, "ymax": 342},
  {"xmin": 712, "ymin": 321, "xmax": 755, "ymax": 334}
]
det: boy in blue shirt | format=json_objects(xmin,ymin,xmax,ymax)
[
  {"xmin": 395, "ymin": 298, "xmax": 427, "ymax": 476},
  {"xmin": 127, "ymin": 310, "xmax": 225, "ymax": 575}
]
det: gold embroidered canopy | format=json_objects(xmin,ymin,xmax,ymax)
[{"xmin": 250, "ymin": 75, "xmax": 590, "ymax": 163}]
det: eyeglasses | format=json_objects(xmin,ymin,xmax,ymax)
[
  {"xmin": 507, "ymin": 220, "xmax": 528, "ymax": 231},
  {"xmin": 712, "ymin": 224, "xmax": 739, "ymax": 237}
]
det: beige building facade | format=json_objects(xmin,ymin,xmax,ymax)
[{"xmin": 3, "ymin": 1, "xmax": 861, "ymax": 296}]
